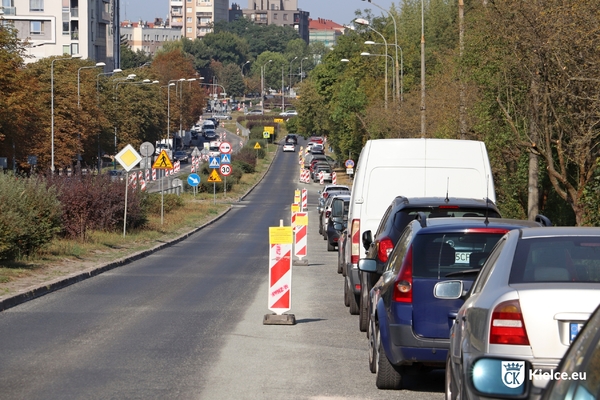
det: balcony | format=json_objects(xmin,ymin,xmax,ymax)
[
  {"xmin": 71, "ymin": 31, "xmax": 79, "ymax": 40},
  {"xmin": 71, "ymin": 8, "xmax": 79, "ymax": 18},
  {"xmin": 170, "ymin": 0, "xmax": 183, "ymax": 5},
  {"xmin": 2, "ymin": 6, "xmax": 16, "ymax": 15}
]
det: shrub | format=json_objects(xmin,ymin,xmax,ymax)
[{"xmin": 0, "ymin": 173, "xmax": 62, "ymax": 260}]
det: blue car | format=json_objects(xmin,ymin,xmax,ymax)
[{"xmin": 358, "ymin": 215, "xmax": 549, "ymax": 390}]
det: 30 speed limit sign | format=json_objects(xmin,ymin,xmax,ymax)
[{"xmin": 220, "ymin": 164, "xmax": 232, "ymax": 176}]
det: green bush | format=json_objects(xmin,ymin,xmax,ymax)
[
  {"xmin": 0, "ymin": 173, "xmax": 62, "ymax": 260},
  {"xmin": 142, "ymin": 192, "xmax": 184, "ymax": 214},
  {"xmin": 245, "ymin": 140, "xmax": 266, "ymax": 159}
]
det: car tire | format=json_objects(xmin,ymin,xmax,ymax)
[
  {"xmin": 359, "ymin": 294, "xmax": 369, "ymax": 332},
  {"xmin": 375, "ymin": 326, "xmax": 403, "ymax": 390},
  {"xmin": 348, "ymin": 281, "xmax": 360, "ymax": 315},
  {"xmin": 445, "ymin": 356, "xmax": 459, "ymax": 400},
  {"xmin": 343, "ymin": 278, "xmax": 350, "ymax": 307},
  {"xmin": 369, "ymin": 317, "xmax": 377, "ymax": 373},
  {"xmin": 327, "ymin": 240, "xmax": 335, "ymax": 252}
]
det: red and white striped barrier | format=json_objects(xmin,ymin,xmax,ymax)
[
  {"xmin": 332, "ymin": 171, "xmax": 337, "ymax": 185},
  {"xmin": 145, "ymin": 169, "xmax": 150, "ymax": 182},
  {"xmin": 268, "ymin": 226, "xmax": 293, "ymax": 315},
  {"xmin": 174, "ymin": 161, "xmax": 180, "ymax": 173},
  {"xmin": 130, "ymin": 173, "xmax": 137, "ymax": 189},
  {"xmin": 301, "ymin": 169, "xmax": 310, "ymax": 183},
  {"xmin": 152, "ymin": 168, "xmax": 157, "ymax": 181},
  {"xmin": 301, "ymin": 189, "xmax": 308, "ymax": 211},
  {"xmin": 319, "ymin": 171, "xmax": 324, "ymax": 185},
  {"xmin": 140, "ymin": 178, "xmax": 146, "ymax": 191},
  {"xmin": 294, "ymin": 212, "xmax": 308, "ymax": 260}
]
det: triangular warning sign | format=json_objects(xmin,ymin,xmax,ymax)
[
  {"xmin": 254, "ymin": 142, "xmax": 262, "ymax": 149},
  {"xmin": 152, "ymin": 150, "xmax": 173, "ymax": 169},
  {"xmin": 207, "ymin": 169, "xmax": 222, "ymax": 182}
]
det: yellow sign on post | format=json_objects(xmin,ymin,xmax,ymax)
[
  {"xmin": 254, "ymin": 142, "xmax": 262, "ymax": 149},
  {"xmin": 263, "ymin": 132, "xmax": 270, "ymax": 139},
  {"xmin": 207, "ymin": 169, "xmax": 222, "ymax": 182},
  {"xmin": 291, "ymin": 203, "xmax": 300, "ymax": 213},
  {"xmin": 265, "ymin": 126, "xmax": 275, "ymax": 134},
  {"xmin": 269, "ymin": 226, "xmax": 293, "ymax": 245},
  {"xmin": 152, "ymin": 150, "xmax": 173, "ymax": 169},
  {"xmin": 294, "ymin": 189, "xmax": 301, "ymax": 204}
]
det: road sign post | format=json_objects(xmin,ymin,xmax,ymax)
[{"xmin": 115, "ymin": 144, "xmax": 142, "ymax": 237}]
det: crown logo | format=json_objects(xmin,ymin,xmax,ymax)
[{"xmin": 504, "ymin": 362, "xmax": 522, "ymax": 372}]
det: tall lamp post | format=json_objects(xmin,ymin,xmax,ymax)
[
  {"xmin": 95, "ymin": 68, "xmax": 122, "ymax": 172},
  {"xmin": 288, "ymin": 56, "xmax": 298, "ymax": 95},
  {"xmin": 78, "ymin": 62, "xmax": 106, "ymax": 108},
  {"xmin": 51, "ymin": 54, "xmax": 82, "ymax": 173},
  {"xmin": 361, "ymin": 52, "xmax": 392, "ymax": 109},
  {"xmin": 241, "ymin": 60, "xmax": 250, "ymax": 76},
  {"xmin": 365, "ymin": 40, "xmax": 403, "ymax": 102},
  {"xmin": 355, "ymin": 19, "xmax": 390, "ymax": 105},
  {"xmin": 178, "ymin": 78, "xmax": 196, "ymax": 145},
  {"xmin": 300, "ymin": 57, "xmax": 309, "ymax": 83},
  {"xmin": 261, "ymin": 59, "xmax": 273, "ymax": 114},
  {"xmin": 361, "ymin": 0, "xmax": 400, "ymax": 103}
]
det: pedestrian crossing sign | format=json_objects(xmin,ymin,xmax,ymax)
[
  {"xmin": 152, "ymin": 150, "xmax": 173, "ymax": 169},
  {"xmin": 209, "ymin": 156, "xmax": 220, "ymax": 168}
]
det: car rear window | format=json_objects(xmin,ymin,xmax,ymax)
[
  {"xmin": 393, "ymin": 208, "xmax": 501, "ymax": 232},
  {"xmin": 509, "ymin": 237, "xmax": 600, "ymax": 283},
  {"xmin": 412, "ymin": 232, "xmax": 507, "ymax": 278}
]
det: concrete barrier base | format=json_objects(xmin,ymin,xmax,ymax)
[
  {"xmin": 293, "ymin": 259, "xmax": 309, "ymax": 266},
  {"xmin": 263, "ymin": 313, "xmax": 296, "ymax": 325}
]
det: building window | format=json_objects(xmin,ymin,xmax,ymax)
[
  {"xmin": 30, "ymin": 0, "xmax": 43, "ymax": 11},
  {"xmin": 187, "ymin": 17, "xmax": 192, "ymax": 23},
  {"xmin": 273, "ymin": 13, "xmax": 278, "ymax": 20},
  {"xmin": 283, "ymin": 14, "xmax": 288, "ymax": 21},
  {"xmin": 186, "ymin": 7, "xmax": 192, "ymax": 13},
  {"xmin": 63, "ymin": 44, "xmax": 70, "ymax": 55},
  {"xmin": 71, "ymin": 43, "xmax": 79, "ymax": 55},
  {"xmin": 187, "ymin": 27, "xmax": 192, "ymax": 33},
  {"xmin": 30, "ymin": 21, "xmax": 43, "ymax": 34}
]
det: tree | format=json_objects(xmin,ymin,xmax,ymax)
[{"xmin": 120, "ymin": 44, "xmax": 152, "ymax": 70}]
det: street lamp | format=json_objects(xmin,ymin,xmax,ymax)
[
  {"xmin": 288, "ymin": 56, "xmax": 298, "ymax": 94},
  {"xmin": 241, "ymin": 60, "xmax": 250, "ymax": 76},
  {"xmin": 360, "ymin": 0, "xmax": 400, "ymax": 103},
  {"xmin": 361, "ymin": 52, "xmax": 391, "ymax": 108},
  {"xmin": 96, "ymin": 68, "xmax": 122, "ymax": 172},
  {"xmin": 113, "ymin": 79, "xmax": 157, "ymax": 168},
  {"xmin": 51, "ymin": 54, "xmax": 82, "ymax": 173},
  {"xmin": 78, "ymin": 62, "xmax": 106, "ymax": 108},
  {"xmin": 365, "ymin": 40, "xmax": 403, "ymax": 102},
  {"xmin": 300, "ymin": 57, "xmax": 309, "ymax": 83},
  {"xmin": 178, "ymin": 78, "xmax": 196, "ymax": 143},
  {"xmin": 261, "ymin": 59, "xmax": 273, "ymax": 114}
]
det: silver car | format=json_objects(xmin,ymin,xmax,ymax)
[{"xmin": 435, "ymin": 227, "xmax": 600, "ymax": 399}]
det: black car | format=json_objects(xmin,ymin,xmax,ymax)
[
  {"xmin": 203, "ymin": 129, "xmax": 217, "ymax": 140},
  {"xmin": 326, "ymin": 196, "xmax": 350, "ymax": 252},
  {"xmin": 353, "ymin": 196, "xmax": 502, "ymax": 330},
  {"xmin": 173, "ymin": 150, "xmax": 189, "ymax": 163},
  {"xmin": 285, "ymin": 134, "xmax": 298, "ymax": 144}
]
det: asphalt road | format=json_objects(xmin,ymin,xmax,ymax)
[{"xmin": 0, "ymin": 139, "xmax": 445, "ymax": 400}]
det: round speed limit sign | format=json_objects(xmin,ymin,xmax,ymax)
[{"xmin": 220, "ymin": 164, "xmax": 232, "ymax": 176}]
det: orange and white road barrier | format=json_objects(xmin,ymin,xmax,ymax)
[
  {"xmin": 332, "ymin": 171, "xmax": 337, "ymax": 185},
  {"xmin": 319, "ymin": 171, "xmax": 324, "ymax": 185},
  {"xmin": 152, "ymin": 168, "xmax": 157, "ymax": 181},
  {"xmin": 267, "ymin": 225, "xmax": 293, "ymax": 315},
  {"xmin": 301, "ymin": 189, "xmax": 308, "ymax": 211}
]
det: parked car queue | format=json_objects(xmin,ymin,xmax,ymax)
[{"xmin": 291, "ymin": 137, "xmax": 600, "ymax": 397}]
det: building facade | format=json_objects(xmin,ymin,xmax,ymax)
[
  {"xmin": 120, "ymin": 19, "xmax": 181, "ymax": 56},
  {"xmin": 242, "ymin": 0, "xmax": 309, "ymax": 42},
  {"xmin": 1, "ymin": 0, "xmax": 113, "ymax": 65},
  {"xmin": 308, "ymin": 18, "xmax": 345, "ymax": 49},
  {"xmin": 169, "ymin": 0, "xmax": 229, "ymax": 39}
]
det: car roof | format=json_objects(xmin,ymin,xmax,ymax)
[
  {"xmin": 518, "ymin": 226, "xmax": 600, "ymax": 238},
  {"xmin": 412, "ymin": 217, "xmax": 542, "ymax": 234},
  {"xmin": 389, "ymin": 196, "xmax": 498, "ymax": 209}
]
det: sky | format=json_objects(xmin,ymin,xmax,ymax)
[{"xmin": 121, "ymin": 0, "xmax": 399, "ymax": 27}]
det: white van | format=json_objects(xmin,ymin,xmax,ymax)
[{"xmin": 344, "ymin": 138, "xmax": 496, "ymax": 305}]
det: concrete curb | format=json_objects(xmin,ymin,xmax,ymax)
[{"xmin": 0, "ymin": 144, "xmax": 280, "ymax": 312}]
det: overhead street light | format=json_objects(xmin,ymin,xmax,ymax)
[
  {"xmin": 261, "ymin": 59, "xmax": 273, "ymax": 115},
  {"xmin": 51, "ymin": 54, "xmax": 82, "ymax": 173},
  {"xmin": 300, "ymin": 57, "xmax": 309, "ymax": 83},
  {"xmin": 365, "ymin": 40, "xmax": 403, "ymax": 103}
]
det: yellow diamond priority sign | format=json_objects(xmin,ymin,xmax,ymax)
[{"xmin": 115, "ymin": 144, "xmax": 142, "ymax": 172}]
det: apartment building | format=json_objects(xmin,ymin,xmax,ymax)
[
  {"xmin": 243, "ymin": 0, "xmax": 309, "ymax": 43},
  {"xmin": 1, "ymin": 0, "xmax": 113, "ymax": 65},
  {"xmin": 169, "ymin": 0, "xmax": 229, "ymax": 39},
  {"xmin": 308, "ymin": 18, "xmax": 345, "ymax": 49},
  {"xmin": 120, "ymin": 19, "xmax": 181, "ymax": 56}
]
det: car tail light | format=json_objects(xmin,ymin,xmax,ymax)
[
  {"xmin": 490, "ymin": 300, "xmax": 530, "ymax": 345},
  {"xmin": 377, "ymin": 237, "xmax": 394, "ymax": 263},
  {"xmin": 323, "ymin": 192, "xmax": 329, "ymax": 199},
  {"xmin": 325, "ymin": 211, "xmax": 331, "ymax": 218},
  {"xmin": 350, "ymin": 219, "xmax": 360, "ymax": 264},
  {"xmin": 392, "ymin": 246, "xmax": 413, "ymax": 303}
]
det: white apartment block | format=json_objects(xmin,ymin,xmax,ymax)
[
  {"xmin": 120, "ymin": 20, "xmax": 182, "ymax": 57},
  {"xmin": 169, "ymin": 0, "xmax": 229, "ymax": 39},
  {"xmin": 1, "ymin": 0, "xmax": 114, "ymax": 65}
]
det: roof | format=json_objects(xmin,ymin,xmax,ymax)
[
  {"xmin": 416, "ymin": 217, "xmax": 542, "ymax": 233},
  {"xmin": 308, "ymin": 18, "xmax": 345, "ymax": 32}
]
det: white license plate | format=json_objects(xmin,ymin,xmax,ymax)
[
  {"xmin": 455, "ymin": 252, "xmax": 471, "ymax": 264},
  {"xmin": 570, "ymin": 323, "xmax": 584, "ymax": 343}
]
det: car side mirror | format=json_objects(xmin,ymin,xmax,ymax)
[
  {"xmin": 358, "ymin": 258, "xmax": 377, "ymax": 273},
  {"xmin": 362, "ymin": 230, "xmax": 373, "ymax": 251},
  {"xmin": 433, "ymin": 280, "xmax": 464, "ymax": 300},
  {"xmin": 469, "ymin": 357, "xmax": 533, "ymax": 398}
]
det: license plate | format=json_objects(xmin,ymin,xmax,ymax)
[
  {"xmin": 570, "ymin": 323, "xmax": 584, "ymax": 343},
  {"xmin": 455, "ymin": 252, "xmax": 471, "ymax": 264}
]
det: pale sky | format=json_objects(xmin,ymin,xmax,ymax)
[{"xmin": 121, "ymin": 0, "xmax": 399, "ymax": 27}]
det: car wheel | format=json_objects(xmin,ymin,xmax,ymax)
[
  {"xmin": 327, "ymin": 240, "xmax": 335, "ymax": 252},
  {"xmin": 369, "ymin": 317, "xmax": 377, "ymax": 373},
  {"xmin": 445, "ymin": 356, "xmax": 459, "ymax": 400},
  {"xmin": 359, "ymin": 294, "xmax": 369, "ymax": 332},
  {"xmin": 348, "ymin": 279, "xmax": 360, "ymax": 315},
  {"xmin": 375, "ymin": 325, "xmax": 403, "ymax": 390},
  {"xmin": 343, "ymin": 277, "xmax": 350, "ymax": 307},
  {"xmin": 337, "ymin": 253, "xmax": 343, "ymax": 274}
]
